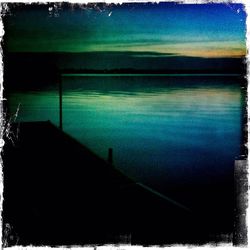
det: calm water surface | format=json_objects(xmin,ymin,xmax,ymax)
[{"xmin": 9, "ymin": 76, "xmax": 245, "ymax": 208}]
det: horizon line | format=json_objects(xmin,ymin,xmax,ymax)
[{"xmin": 61, "ymin": 73, "xmax": 243, "ymax": 77}]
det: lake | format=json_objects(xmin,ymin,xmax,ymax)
[{"xmin": 8, "ymin": 75, "xmax": 246, "ymax": 214}]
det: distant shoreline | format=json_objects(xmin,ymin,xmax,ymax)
[{"xmin": 61, "ymin": 73, "xmax": 242, "ymax": 77}]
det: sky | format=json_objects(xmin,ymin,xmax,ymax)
[{"xmin": 3, "ymin": 2, "xmax": 246, "ymax": 58}]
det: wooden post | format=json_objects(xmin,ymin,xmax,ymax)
[
  {"xmin": 59, "ymin": 75, "xmax": 63, "ymax": 130},
  {"xmin": 108, "ymin": 148, "xmax": 113, "ymax": 165}
]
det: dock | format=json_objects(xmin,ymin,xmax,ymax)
[{"xmin": 3, "ymin": 121, "xmax": 219, "ymax": 246}]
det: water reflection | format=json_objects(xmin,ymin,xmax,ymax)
[{"xmin": 9, "ymin": 76, "xmax": 245, "ymax": 209}]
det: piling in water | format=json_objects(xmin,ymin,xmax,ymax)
[
  {"xmin": 59, "ymin": 76, "xmax": 63, "ymax": 130},
  {"xmin": 108, "ymin": 148, "xmax": 113, "ymax": 165}
]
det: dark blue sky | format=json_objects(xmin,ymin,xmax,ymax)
[{"xmin": 4, "ymin": 2, "xmax": 246, "ymax": 58}]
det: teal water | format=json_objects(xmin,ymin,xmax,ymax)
[{"xmin": 9, "ymin": 75, "xmax": 245, "ymax": 207}]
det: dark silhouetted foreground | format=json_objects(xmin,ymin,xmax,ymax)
[{"xmin": 3, "ymin": 121, "xmax": 233, "ymax": 246}]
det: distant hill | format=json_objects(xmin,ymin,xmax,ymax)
[{"xmin": 3, "ymin": 52, "xmax": 246, "ymax": 90}]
